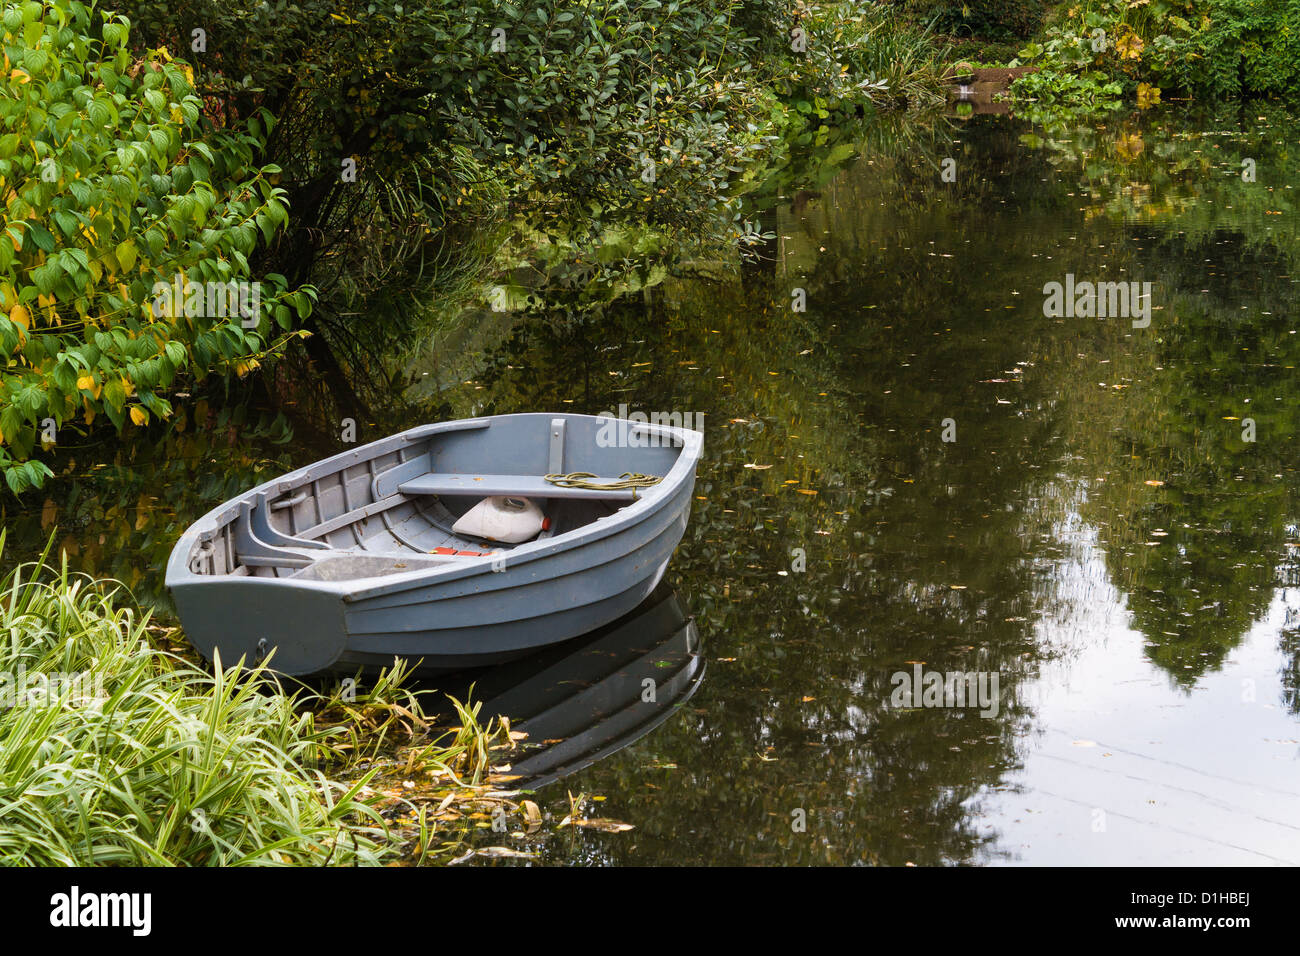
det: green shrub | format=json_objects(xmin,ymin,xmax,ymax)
[
  {"xmin": 889, "ymin": 0, "xmax": 1047, "ymax": 39},
  {"xmin": 0, "ymin": 0, "xmax": 307, "ymax": 492},
  {"xmin": 1013, "ymin": 0, "xmax": 1300, "ymax": 108},
  {"xmin": 1166, "ymin": 0, "xmax": 1300, "ymax": 99},
  {"xmin": 118, "ymin": 2, "xmax": 786, "ymax": 283},
  {"xmin": 1011, "ymin": 0, "xmax": 1194, "ymax": 112}
]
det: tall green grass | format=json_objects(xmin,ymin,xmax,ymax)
[
  {"xmin": 0, "ymin": 538, "xmax": 497, "ymax": 866},
  {"xmin": 773, "ymin": 3, "xmax": 950, "ymax": 109},
  {"xmin": 843, "ymin": 7, "xmax": 951, "ymax": 105}
]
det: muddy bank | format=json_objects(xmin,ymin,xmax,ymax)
[{"xmin": 947, "ymin": 66, "xmax": 1038, "ymax": 114}]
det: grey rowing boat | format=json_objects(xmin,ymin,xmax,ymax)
[{"xmin": 164, "ymin": 412, "xmax": 703, "ymax": 675}]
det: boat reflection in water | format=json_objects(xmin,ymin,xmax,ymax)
[{"xmin": 440, "ymin": 585, "xmax": 703, "ymax": 788}]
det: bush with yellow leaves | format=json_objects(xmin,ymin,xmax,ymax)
[{"xmin": 0, "ymin": 0, "xmax": 311, "ymax": 492}]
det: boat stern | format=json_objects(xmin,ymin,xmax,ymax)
[{"xmin": 168, "ymin": 573, "xmax": 351, "ymax": 676}]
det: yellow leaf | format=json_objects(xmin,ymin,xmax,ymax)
[
  {"xmin": 77, "ymin": 374, "xmax": 95, "ymax": 390},
  {"xmin": 129, "ymin": 406, "xmax": 148, "ymax": 426},
  {"xmin": 9, "ymin": 302, "xmax": 29, "ymax": 330},
  {"xmin": 521, "ymin": 800, "xmax": 542, "ymax": 828}
]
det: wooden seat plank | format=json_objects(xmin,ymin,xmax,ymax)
[{"xmin": 396, "ymin": 474, "xmax": 641, "ymax": 501}]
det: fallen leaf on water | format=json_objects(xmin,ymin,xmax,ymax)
[
  {"xmin": 563, "ymin": 818, "xmax": 635, "ymax": 833},
  {"xmin": 476, "ymin": 846, "xmax": 537, "ymax": 859},
  {"xmin": 1144, "ymin": 480, "xmax": 1164, "ymax": 487},
  {"xmin": 521, "ymin": 800, "xmax": 542, "ymax": 828}
]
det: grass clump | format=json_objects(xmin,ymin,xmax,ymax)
[{"xmin": 0, "ymin": 537, "xmax": 507, "ymax": 865}]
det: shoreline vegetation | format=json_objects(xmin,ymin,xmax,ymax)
[
  {"xmin": 1007, "ymin": 1, "xmax": 1300, "ymax": 119},
  {"xmin": 2, "ymin": 0, "xmax": 1296, "ymax": 864},
  {"xmin": 0, "ymin": 538, "xmax": 531, "ymax": 865}
]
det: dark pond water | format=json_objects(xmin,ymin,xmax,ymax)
[{"xmin": 6, "ymin": 106, "xmax": 1300, "ymax": 865}]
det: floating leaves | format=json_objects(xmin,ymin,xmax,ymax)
[
  {"xmin": 521, "ymin": 800, "xmax": 542, "ymax": 830},
  {"xmin": 474, "ymin": 846, "xmax": 537, "ymax": 859},
  {"xmin": 558, "ymin": 817, "xmax": 635, "ymax": 833}
]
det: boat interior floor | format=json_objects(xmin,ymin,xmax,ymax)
[{"xmin": 221, "ymin": 490, "xmax": 617, "ymax": 581}]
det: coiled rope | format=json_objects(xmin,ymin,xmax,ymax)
[{"xmin": 544, "ymin": 471, "xmax": 664, "ymax": 498}]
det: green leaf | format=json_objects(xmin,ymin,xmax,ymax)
[{"xmin": 115, "ymin": 239, "xmax": 137, "ymax": 273}]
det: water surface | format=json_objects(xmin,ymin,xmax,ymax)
[{"xmin": 6, "ymin": 106, "xmax": 1299, "ymax": 865}]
